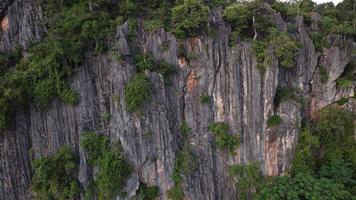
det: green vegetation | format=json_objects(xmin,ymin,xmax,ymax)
[
  {"xmin": 171, "ymin": 0, "xmax": 210, "ymax": 39},
  {"xmin": 167, "ymin": 183, "xmax": 185, "ymax": 200},
  {"xmin": 267, "ymin": 115, "xmax": 283, "ymax": 128},
  {"xmin": 336, "ymin": 61, "xmax": 355, "ymax": 89},
  {"xmin": 268, "ymin": 28, "xmax": 300, "ymax": 68},
  {"xmin": 274, "ymin": 87, "xmax": 303, "ymax": 106},
  {"xmin": 258, "ymin": 106, "xmax": 356, "ymax": 199},
  {"xmin": 124, "ymin": 74, "xmax": 151, "ymax": 113},
  {"xmin": 31, "ymin": 147, "xmax": 79, "ymax": 200},
  {"xmin": 224, "ymin": 1, "xmax": 275, "ymax": 44},
  {"xmin": 100, "ymin": 112, "xmax": 111, "ymax": 123},
  {"xmin": 336, "ymin": 77, "xmax": 353, "ymax": 89},
  {"xmin": 208, "ymin": 122, "xmax": 240, "ymax": 152},
  {"xmin": 252, "ymin": 40, "xmax": 269, "ymax": 72},
  {"xmin": 135, "ymin": 54, "xmax": 155, "ymax": 73},
  {"xmin": 252, "ymin": 28, "xmax": 299, "ymax": 71},
  {"xmin": 229, "ymin": 162, "xmax": 262, "ymax": 200},
  {"xmin": 134, "ymin": 182, "xmax": 159, "ymax": 200},
  {"xmin": 81, "ymin": 132, "xmax": 132, "ymax": 200},
  {"xmin": 223, "ymin": 3, "xmax": 253, "ymax": 42},
  {"xmin": 337, "ymin": 97, "xmax": 349, "ymax": 105},
  {"xmin": 200, "ymin": 94, "xmax": 211, "ymax": 104},
  {"xmin": 168, "ymin": 121, "xmax": 195, "ymax": 200},
  {"xmin": 319, "ymin": 66, "xmax": 329, "ymax": 83},
  {"xmin": 0, "ymin": 0, "xmax": 123, "ymax": 131}
]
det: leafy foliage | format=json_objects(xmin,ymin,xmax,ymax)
[
  {"xmin": 229, "ymin": 162, "xmax": 262, "ymax": 199},
  {"xmin": 268, "ymin": 28, "xmax": 300, "ymax": 68},
  {"xmin": 258, "ymin": 106, "xmax": 356, "ymax": 199},
  {"xmin": 168, "ymin": 121, "xmax": 195, "ymax": 200},
  {"xmin": 171, "ymin": 0, "xmax": 210, "ymax": 39},
  {"xmin": 167, "ymin": 184, "xmax": 184, "ymax": 200},
  {"xmin": 135, "ymin": 54, "xmax": 155, "ymax": 73},
  {"xmin": 0, "ymin": 0, "xmax": 122, "ymax": 131},
  {"xmin": 81, "ymin": 132, "xmax": 132, "ymax": 200},
  {"xmin": 124, "ymin": 74, "xmax": 151, "ymax": 113},
  {"xmin": 208, "ymin": 122, "xmax": 240, "ymax": 152},
  {"xmin": 223, "ymin": 3, "xmax": 252, "ymax": 40},
  {"xmin": 31, "ymin": 147, "xmax": 79, "ymax": 200},
  {"xmin": 267, "ymin": 115, "xmax": 282, "ymax": 128},
  {"xmin": 134, "ymin": 182, "xmax": 159, "ymax": 200},
  {"xmin": 257, "ymin": 172, "xmax": 352, "ymax": 200},
  {"xmin": 200, "ymin": 94, "xmax": 211, "ymax": 104}
]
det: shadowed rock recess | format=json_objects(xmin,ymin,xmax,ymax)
[{"xmin": 0, "ymin": 0, "xmax": 355, "ymax": 200}]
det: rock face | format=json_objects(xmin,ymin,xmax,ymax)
[{"xmin": 0, "ymin": 1, "xmax": 355, "ymax": 200}]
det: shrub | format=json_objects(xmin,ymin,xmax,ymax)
[
  {"xmin": 158, "ymin": 61, "xmax": 176, "ymax": 77},
  {"xmin": 81, "ymin": 132, "xmax": 132, "ymax": 200},
  {"xmin": 160, "ymin": 41, "xmax": 171, "ymax": 52},
  {"xmin": 257, "ymin": 172, "xmax": 352, "ymax": 200},
  {"xmin": 167, "ymin": 184, "xmax": 184, "ymax": 200},
  {"xmin": 268, "ymin": 28, "xmax": 299, "ymax": 68},
  {"xmin": 134, "ymin": 54, "xmax": 155, "ymax": 73},
  {"xmin": 171, "ymin": 0, "xmax": 209, "ymax": 39},
  {"xmin": 0, "ymin": 0, "xmax": 120, "ymax": 130},
  {"xmin": 337, "ymin": 97, "xmax": 349, "ymax": 105},
  {"xmin": 336, "ymin": 77, "xmax": 353, "ymax": 89},
  {"xmin": 180, "ymin": 121, "xmax": 191, "ymax": 138},
  {"xmin": 31, "ymin": 147, "xmax": 79, "ymax": 200},
  {"xmin": 135, "ymin": 182, "xmax": 159, "ymax": 200},
  {"xmin": 124, "ymin": 74, "xmax": 151, "ymax": 113},
  {"xmin": 100, "ymin": 112, "xmax": 111, "ymax": 123},
  {"xmin": 252, "ymin": 40, "xmax": 268, "ymax": 72},
  {"xmin": 229, "ymin": 162, "xmax": 262, "ymax": 199},
  {"xmin": 200, "ymin": 94, "xmax": 211, "ymax": 104},
  {"xmin": 315, "ymin": 107, "xmax": 353, "ymax": 147},
  {"xmin": 208, "ymin": 122, "xmax": 240, "ymax": 152},
  {"xmin": 267, "ymin": 115, "xmax": 283, "ymax": 128},
  {"xmin": 223, "ymin": 3, "xmax": 252, "ymax": 39},
  {"xmin": 319, "ymin": 66, "xmax": 329, "ymax": 83},
  {"xmin": 172, "ymin": 145, "xmax": 195, "ymax": 183},
  {"xmin": 274, "ymin": 87, "xmax": 300, "ymax": 106}
]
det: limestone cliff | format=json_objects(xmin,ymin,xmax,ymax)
[{"xmin": 0, "ymin": 1, "xmax": 355, "ymax": 200}]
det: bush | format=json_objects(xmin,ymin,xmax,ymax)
[
  {"xmin": 268, "ymin": 28, "xmax": 299, "ymax": 68},
  {"xmin": 336, "ymin": 77, "xmax": 353, "ymax": 89},
  {"xmin": 223, "ymin": 3, "xmax": 252, "ymax": 39},
  {"xmin": 171, "ymin": 0, "xmax": 209, "ymax": 39},
  {"xmin": 81, "ymin": 132, "xmax": 132, "ymax": 200},
  {"xmin": 200, "ymin": 94, "xmax": 211, "ymax": 104},
  {"xmin": 135, "ymin": 54, "xmax": 155, "ymax": 73},
  {"xmin": 167, "ymin": 184, "xmax": 184, "ymax": 200},
  {"xmin": 252, "ymin": 40, "xmax": 269, "ymax": 72},
  {"xmin": 274, "ymin": 87, "xmax": 300, "ymax": 106},
  {"xmin": 208, "ymin": 122, "xmax": 240, "ymax": 152},
  {"xmin": 257, "ymin": 172, "xmax": 352, "ymax": 200},
  {"xmin": 229, "ymin": 162, "xmax": 262, "ymax": 199},
  {"xmin": 135, "ymin": 182, "xmax": 159, "ymax": 200},
  {"xmin": 180, "ymin": 121, "xmax": 191, "ymax": 138},
  {"xmin": 31, "ymin": 147, "xmax": 79, "ymax": 200},
  {"xmin": 124, "ymin": 74, "xmax": 151, "ymax": 113},
  {"xmin": 0, "ymin": 0, "xmax": 120, "ymax": 130},
  {"xmin": 267, "ymin": 115, "xmax": 283, "ymax": 128},
  {"xmin": 319, "ymin": 66, "xmax": 329, "ymax": 83}
]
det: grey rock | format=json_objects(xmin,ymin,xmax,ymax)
[{"xmin": 0, "ymin": 2, "xmax": 355, "ymax": 200}]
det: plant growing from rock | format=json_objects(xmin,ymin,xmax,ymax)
[
  {"xmin": 208, "ymin": 122, "xmax": 240, "ymax": 152},
  {"xmin": 229, "ymin": 162, "xmax": 262, "ymax": 200},
  {"xmin": 171, "ymin": 0, "xmax": 210, "ymax": 39},
  {"xmin": 81, "ymin": 132, "xmax": 132, "ymax": 200},
  {"xmin": 124, "ymin": 73, "xmax": 151, "ymax": 113},
  {"xmin": 267, "ymin": 115, "xmax": 283, "ymax": 128},
  {"xmin": 31, "ymin": 147, "xmax": 79, "ymax": 200}
]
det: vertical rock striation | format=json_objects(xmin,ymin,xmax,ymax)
[{"xmin": 0, "ymin": 2, "xmax": 355, "ymax": 200}]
